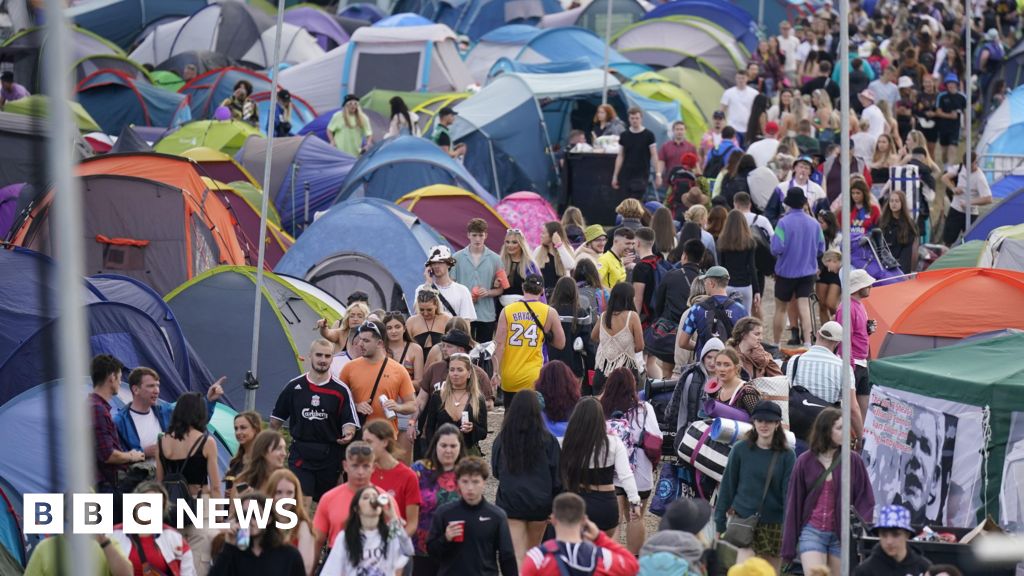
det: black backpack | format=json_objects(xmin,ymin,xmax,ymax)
[
  {"xmin": 158, "ymin": 432, "xmax": 207, "ymax": 523},
  {"xmin": 664, "ymin": 363, "xmax": 708, "ymax": 438},
  {"xmin": 751, "ymin": 219, "xmax": 776, "ymax": 277},
  {"xmin": 692, "ymin": 296, "xmax": 738, "ymax": 355},
  {"xmin": 703, "ymin": 143, "xmax": 734, "ymax": 179}
]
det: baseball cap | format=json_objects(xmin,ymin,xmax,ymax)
[
  {"xmin": 764, "ymin": 121, "xmax": 779, "ymax": 135},
  {"xmin": 699, "ymin": 265, "xmax": 730, "ymax": 280},
  {"xmin": 343, "ymin": 94, "xmax": 359, "ymax": 104},
  {"xmin": 818, "ymin": 321, "xmax": 843, "ymax": 341},
  {"xmin": 712, "ymin": 110, "xmax": 725, "ymax": 119},
  {"xmin": 871, "ymin": 504, "xmax": 915, "ymax": 536},
  {"xmin": 438, "ymin": 106, "xmax": 458, "ymax": 117}
]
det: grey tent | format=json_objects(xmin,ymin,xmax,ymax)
[
  {"xmin": 165, "ymin": 267, "xmax": 344, "ymax": 416},
  {"xmin": 0, "ymin": 26, "xmax": 123, "ymax": 92},
  {"xmin": 0, "ymin": 111, "xmax": 91, "ymax": 189},
  {"xmin": 110, "ymin": 125, "xmax": 153, "ymax": 154}
]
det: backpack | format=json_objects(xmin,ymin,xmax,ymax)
[
  {"xmin": 665, "ymin": 363, "xmax": 708, "ymax": 441},
  {"xmin": 640, "ymin": 255, "xmax": 678, "ymax": 311},
  {"xmin": 691, "ymin": 296, "xmax": 738, "ymax": 355},
  {"xmin": 158, "ymin": 432, "xmax": 207, "ymax": 523},
  {"xmin": 750, "ymin": 219, "xmax": 776, "ymax": 277},
  {"xmin": 703, "ymin": 143, "xmax": 734, "ymax": 179},
  {"xmin": 607, "ymin": 411, "xmax": 639, "ymax": 471},
  {"xmin": 639, "ymin": 551, "xmax": 699, "ymax": 576},
  {"xmin": 540, "ymin": 539, "xmax": 600, "ymax": 576},
  {"xmin": 666, "ymin": 167, "xmax": 698, "ymax": 218}
]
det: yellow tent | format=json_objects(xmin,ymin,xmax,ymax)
[{"xmin": 625, "ymin": 72, "xmax": 708, "ymax": 146}]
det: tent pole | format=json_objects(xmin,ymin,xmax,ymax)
[
  {"xmin": 839, "ymin": 0, "xmax": 852, "ymax": 573},
  {"xmin": 601, "ymin": 0, "xmax": 613, "ymax": 105},
  {"xmin": 964, "ymin": 9, "xmax": 973, "ymax": 241},
  {"xmin": 45, "ymin": 0, "xmax": 96, "ymax": 572},
  {"xmin": 247, "ymin": 0, "xmax": 288, "ymax": 412},
  {"xmin": 758, "ymin": 0, "xmax": 764, "ymax": 29}
]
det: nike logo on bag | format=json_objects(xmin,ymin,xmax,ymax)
[
  {"xmin": 802, "ymin": 399, "xmax": 826, "ymax": 408},
  {"xmin": 480, "ymin": 516, "xmax": 491, "ymax": 522}
]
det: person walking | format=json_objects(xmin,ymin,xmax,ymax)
[
  {"xmin": 715, "ymin": 210, "xmax": 760, "ymax": 313},
  {"xmin": 591, "ymin": 283, "xmax": 644, "ymax": 395},
  {"xmin": 770, "ymin": 188, "xmax": 825, "ymax": 347},
  {"xmin": 418, "ymin": 246, "xmax": 477, "ymax": 321},
  {"xmin": 340, "ymin": 319, "xmax": 418, "ymax": 433},
  {"xmin": 612, "ymin": 107, "xmax": 661, "ymax": 200},
  {"xmin": 411, "ymin": 424, "xmax": 466, "ymax": 576},
  {"xmin": 417, "ymin": 353, "xmax": 488, "ymax": 455},
  {"xmin": 785, "ymin": 322, "xmax": 864, "ymax": 438},
  {"xmin": 450, "ymin": 218, "xmax": 504, "ymax": 342},
  {"xmin": 362, "ymin": 419, "xmax": 421, "ymax": 539},
  {"xmin": 320, "ymin": 485, "xmax": 414, "ymax": 575}
]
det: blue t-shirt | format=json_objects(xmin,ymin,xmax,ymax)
[{"xmin": 682, "ymin": 295, "xmax": 749, "ymax": 336}]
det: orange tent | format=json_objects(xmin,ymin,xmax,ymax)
[
  {"xmin": 864, "ymin": 268, "xmax": 1024, "ymax": 356},
  {"xmin": 12, "ymin": 153, "xmax": 246, "ymax": 295}
]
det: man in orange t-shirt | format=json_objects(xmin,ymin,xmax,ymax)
[
  {"xmin": 340, "ymin": 319, "xmax": 417, "ymax": 431},
  {"xmin": 312, "ymin": 441, "xmax": 380, "ymax": 566}
]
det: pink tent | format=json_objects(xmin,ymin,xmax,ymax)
[{"xmin": 495, "ymin": 191, "xmax": 558, "ymax": 249}]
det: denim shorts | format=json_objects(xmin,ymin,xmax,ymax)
[{"xmin": 798, "ymin": 524, "xmax": 841, "ymax": 557}]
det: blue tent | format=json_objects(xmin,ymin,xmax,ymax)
[
  {"xmin": 0, "ymin": 475, "xmax": 33, "ymax": 567},
  {"xmin": 76, "ymin": 69, "xmax": 192, "ymax": 134},
  {"xmin": 966, "ymin": 186, "xmax": 1024, "ymax": 242},
  {"xmin": 451, "ymin": 73, "xmax": 558, "ymax": 198},
  {"xmin": 275, "ymin": 198, "xmax": 446, "ymax": 311},
  {"xmin": 68, "ymin": 0, "xmax": 208, "ymax": 49},
  {"xmin": 338, "ymin": 2, "xmax": 386, "ymax": 22},
  {"xmin": 298, "ymin": 107, "xmax": 343, "ymax": 142},
  {"xmin": 180, "ymin": 67, "xmax": 317, "ymax": 135},
  {"xmin": 333, "ymin": 135, "xmax": 495, "ymax": 204},
  {"xmin": 489, "ymin": 57, "xmax": 592, "ymax": 77},
  {"xmin": 0, "ymin": 248, "xmax": 201, "ymax": 406},
  {"xmin": 235, "ymin": 135, "xmax": 358, "ymax": 235},
  {"xmin": 990, "ymin": 174, "xmax": 1024, "ymax": 199},
  {"xmin": 374, "ymin": 12, "xmax": 435, "ymax": 27},
  {"xmin": 466, "ymin": 25, "xmax": 632, "ymax": 82},
  {"xmin": 644, "ymin": 0, "xmax": 759, "ymax": 52}
]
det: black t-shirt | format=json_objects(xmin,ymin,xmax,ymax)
[
  {"xmin": 271, "ymin": 374, "xmax": 359, "ymax": 444},
  {"xmin": 633, "ymin": 255, "xmax": 658, "ymax": 324},
  {"xmin": 936, "ymin": 91, "xmax": 966, "ymax": 131},
  {"xmin": 434, "ymin": 124, "xmax": 452, "ymax": 148},
  {"xmin": 209, "ymin": 543, "xmax": 305, "ymax": 576},
  {"xmin": 619, "ymin": 128, "xmax": 656, "ymax": 180}
]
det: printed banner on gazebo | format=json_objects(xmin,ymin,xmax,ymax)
[{"xmin": 863, "ymin": 386, "xmax": 985, "ymax": 528}]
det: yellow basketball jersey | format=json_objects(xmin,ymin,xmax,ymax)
[{"xmin": 500, "ymin": 300, "xmax": 549, "ymax": 392}]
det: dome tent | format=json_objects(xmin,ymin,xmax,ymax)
[
  {"xmin": 611, "ymin": 16, "xmax": 748, "ymax": 78},
  {"xmin": 397, "ymin": 185, "xmax": 509, "ymax": 252},
  {"xmin": 0, "ymin": 26, "xmax": 123, "ymax": 93},
  {"xmin": 165, "ymin": 266, "xmax": 344, "ymax": 417},
  {"xmin": 76, "ymin": 69, "xmax": 192, "ymax": 134},
  {"xmin": 495, "ymin": 191, "xmax": 558, "ymax": 248},
  {"xmin": 202, "ymin": 178, "xmax": 295, "ymax": 270},
  {"xmin": 68, "ymin": 0, "xmax": 208, "ymax": 49},
  {"xmin": 284, "ymin": 5, "xmax": 349, "ymax": 50},
  {"xmin": 154, "ymin": 119, "xmax": 264, "ymax": 156},
  {"xmin": 624, "ymin": 72, "xmax": 708, "ymax": 145},
  {"xmin": 642, "ymin": 0, "xmax": 758, "ymax": 52},
  {"xmin": 275, "ymin": 198, "xmax": 446, "ymax": 312},
  {"xmin": 180, "ymin": 67, "xmax": 318, "ymax": 134}
]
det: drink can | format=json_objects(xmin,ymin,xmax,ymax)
[{"xmin": 380, "ymin": 394, "xmax": 396, "ymax": 419}]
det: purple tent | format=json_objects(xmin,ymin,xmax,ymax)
[
  {"xmin": 0, "ymin": 183, "xmax": 22, "ymax": 238},
  {"xmin": 338, "ymin": 2, "xmax": 385, "ymax": 23},
  {"xmin": 285, "ymin": 7, "xmax": 349, "ymax": 51}
]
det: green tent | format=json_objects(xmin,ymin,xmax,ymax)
[
  {"xmin": 154, "ymin": 120, "xmax": 263, "ymax": 156},
  {"xmin": 3, "ymin": 95, "xmax": 101, "ymax": 133},
  {"xmin": 360, "ymin": 89, "xmax": 466, "ymax": 118},
  {"xmin": 625, "ymin": 72, "xmax": 708, "ymax": 146},
  {"xmin": 150, "ymin": 70, "xmax": 185, "ymax": 92},
  {"xmin": 931, "ymin": 224, "xmax": 1024, "ymax": 271},
  {"xmin": 228, "ymin": 180, "xmax": 283, "ymax": 227},
  {"xmin": 869, "ymin": 333, "xmax": 1024, "ymax": 525},
  {"xmin": 655, "ymin": 66, "xmax": 725, "ymax": 121},
  {"xmin": 929, "ymin": 240, "xmax": 985, "ymax": 270}
]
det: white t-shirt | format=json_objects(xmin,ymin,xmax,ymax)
[
  {"xmin": 777, "ymin": 34, "xmax": 801, "ymax": 72},
  {"xmin": 331, "ymin": 351, "xmax": 354, "ymax": 381},
  {"xmin": 720, "ymin": 85, "xmax": 759, "ymax": 132},
  {"xmin": 947, "ymin": 166, "xmax": 991, "ymax": 215},
  {"xmin": 861, "ymin": 104, "xmax": 886, "ymax": 140},
  {"xmin": 323, "ymin": 527, "xmax": 412, "ymax": 575},
  {"xmin": 851, "ymin": 132, "xmax": 876, "ymax": 162},
  {"xmin": 744, "ymin": 212, "xmax": 774, "ymax": 239},
  {"xmin": 867, "ymin": 79, "xmax": 899, "ymax": 107},
  {"xmin": 129, "ymin": 408, "xmax": 162, "ymax": 461},
  {"xmin": 416, "ymin": 280, "xmax": 477, "ymax": 320},
  {"xmin": 746, "ymin": 137, "xmax": 780, "ymax": 168}
]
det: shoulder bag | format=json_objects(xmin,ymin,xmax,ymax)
[{"xmin": 722, "ymin": 450, "xmax": 779, "ymax": 549}]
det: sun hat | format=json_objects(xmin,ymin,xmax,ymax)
[
  {"xmin": 859, "ymin": 89, "xmax": 876, "ymax": 103},
  {"xmin": 898, "ymin": 76, "xmax": 914, "ymax": 89},
  {"xmin": 750, "ymin": 400, "xmax": 782, "ymax": 422},
  {"xmin": 584, "ymin": 224, "xmax": 607, "ymax": 243},
  {"xmin": 944, "ymin": 73, "xmax": 960, "ymax": 85},
  {"xmin": 849, "ymin": 269, "xmax": 876, "ymax": 293},
  {"xmin": 426, "ymin": 245, "xmax": 457, "ymax": 267}
]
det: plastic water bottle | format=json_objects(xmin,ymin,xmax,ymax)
[{"xmin": 380, "ymin": 394, "xmax": 396, "ymax": 419}]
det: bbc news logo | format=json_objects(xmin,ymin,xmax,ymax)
[{"xmin": 23, "ymin": 494, "xmax": 298, "ymax": 534}]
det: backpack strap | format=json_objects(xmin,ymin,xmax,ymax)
[
  {"xmin": 790, "ymin": 354, "xmax": 801, "ymax": 387},
  {"xmin": 159, "ymin": 431, "xmax": 209, "ymax": 475}
]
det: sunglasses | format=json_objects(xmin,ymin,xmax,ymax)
[
  {"xmin": 347, "ymin": 444, "xmax": 372, "ymax": 457},
  {"xmin": 448, "ymin": 353, "xmax": 472, "ymax": 361},
  {"xmin": 505, "ymin": 228, "xmax": 522, "ymax": 236},
  {"xmin": 356, "ymin": 321, "xmax": 381, "ymax": 337}
]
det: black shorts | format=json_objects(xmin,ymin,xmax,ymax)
[
  {"xmin": 854, "ymin": 364, "xmax": 871, "ymax": 397},
  {"xmin": 938, "ymin": 129, "xmax": 960, "ymax": 147},
  {"xmin": 289, "ymin": 441, "xmax": 343, "ymax": 501},
  {"xmin": 613, "ymin": 487, "xmax": 652, "ymax": 500},
  {"xmin": 942, "ymin": 208, "xmax": 968, "ymax": 246},
  {"xmin": 579, "ymin": 490, "xmax": 620, "ymax": 531},
  {"xmin": 918, "ymin": 124, "xmax": 938, "ymax": 142},
  {"xmin": 774, "ymin": 275, "xmax": 815, "ymax": 302},
  {"xmin": 817, "ymin": 269, "xmax": 841, "ymax": 286}
]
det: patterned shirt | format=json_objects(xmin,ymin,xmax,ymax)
[
  {"xmin": 410, "ymin": 460, "xmax": 460, "ymax": 556},
  {"xmin": 784, "ymin": 345, "xmax": 855, "ymax": 404},
  {"xmin": 91, "ymin": 392, "xmax": 124, "ymax": 488}
]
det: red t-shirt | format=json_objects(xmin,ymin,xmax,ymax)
[
  {"xmin": 314, "ymin": 483, "xmax": 386, "ymax": 546},
  {"xmin": 128, "ymin": 535, "xmax": 171, "ymax": 576},
  {"xmin": 371, "ymin": 462, "xmax": 422, "ymax": 519}
]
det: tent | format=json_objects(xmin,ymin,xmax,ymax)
[
  {"xmin": 338, "ymin": 3, "xmax": 386, "ymax": 22},
  {"xmin": 611, "ymin": 16, "xmax": 748, "ymax": 78},
  {"xmin": 285, "ymin": 6, "xmax": 349, "ymax": 50},
  {"xmin": 931, "ymin": 225, "xmax": 1024, "ymax": 273},
  {"xmin": 154, "ymin": 119, "xmax": 264, "ymax": 156},
  {"xmin": 540, "ymin": 0, "xmax": 648, "ymax": 40},
  {"xmin": 654, "ymin": 66, "xmax": 727, "ymax": 114},
  {"xmin": 0, "ymin": 111, "xmax": 92, "ymax": 190},
  {"xmin": 0, "ymin": 184, "xmax": 21, "ymax": 238},
  {"xmin": 73, "ymin": 53, "xmax": 152, "ymax": 85},
  {"xmin": 0, "ymin": 248, "xmax": 205, "ymax": 405},
  {"xmin": 278, "ymin": 24, "xmax": 473, "ymax": 113},
  {"xmin": 625, "ymin": 72, "xmax": 708, "ymax": 145},
  {"xmin": 236, "ymin": 134, "xmax": 358, "ymax": 235},
  {"xmin": 397, "ymin": 184, "xmax": 510, "ymax": 251},
  {"xmin": 129, "ymin": 2, "xmax": 324, "ymax": 69},
  {"xmin": 966, "ymin": 185, "xmax": 1024, "ymax": 242},
  {"xmin": 110, "ymin": 125, "xmax": 154, "ymax": 154},
  {"xmin": 495, "ymin": 191, "xmax": 558, "ymax": 248},
  {"xmin": 411, "ymin": 93, "xmax": 468, "ymax": 134},
  {"xmin": 76, "ymin": 70, "xmax": 192, "ymax": 134},
  {"xmin": 156, "ymin": 50, "xmax": 236, "ymax": 78},
  {"xmin": 0, "ymin": 26, "xmax": 123, "ymax": 93},
  {"xmin": 358, "ymin": 88, "xmax": 464, "ymax": 118},
  {"xmin": 864, "ymin": 334, "xmax": 1024, "ymax": 527},
  {"xmin": 10, "ymin": 153, "xmax": 247, "ymax": 295},
  {"xmin": 862, "ymin": 268, "xmax": 1024, "ymax": 359},
  {"xmin": 642, "ymin": 0, "xmax": 758, "ymax": 52},
  {"xmin": 203, "ymin": 178, "xmax": 295, "ymax": 269},
  {"xmin": 977, "ymin": 85, "xmax": 1024, "ymax": 190},
  {"xmin": 275, "ymin": 198, "xmax": 445, "ymax": 311},
  {"xmin": 68, "ymin": 0, "xmax": 209, "ymax": 49},
  {"xmin": 464, "ymin": 25, "xmax": 631, "ymax": 83},
  {"xmin": 181, "ymin": 147, "xmax": 260, "ymax": 187},
  {"xmin": 2, "ymin": 95, "xmax": 103, "ymax": 133},
  {"xmin": 334, "ymin": 135, "xmax": 494, "ymax": 204},
  {"xmin": 0, "ymin": 475, "xmax": 30, "ymax": 569},
  {"xmin": 987, "ymin": 39, "xmax": 1024, "ymax": 112},
  {"xmin": 180, "ymin": 67, "xmax": 318, "ymax": 134},
  {"xmin": 450, "ymin": 73, "xmax": 558, "ymax": 197},
  {"xmin": 165, "ymin": 266, "xmax": 343, "ymax": 416},
  {"xmin": 374, "ymin": 13, "xmax": 435, "ymax": 27},
  {"xmin": 276, "ymin": 273, "xmax": 348, "ymax": 318},
  {"xmin": 442, "ymin": 0, "xmax": 563, "ymax": 40}
]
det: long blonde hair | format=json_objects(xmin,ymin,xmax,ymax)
[
  {"xmin": 441, "ymin": 354, "xmax": 482, "ymax": 419},
  {"xmin": 905, "ymin": 130, "xmax": 940, "ymax": 173},
  {"xmin": 500, "ymin": 228, "xmax": 535, "ymax": 280},
  {"xmin": 344, "ymin": 102, "xmax": 366, "ymax": 130},
  {"xmin": 338, "ymin": 301, "xmax": 370, "ymax": 343}
]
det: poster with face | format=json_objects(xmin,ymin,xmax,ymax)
[{"xmin": 863, "ymin": 386, "xmax": 985, "ymax": 527}]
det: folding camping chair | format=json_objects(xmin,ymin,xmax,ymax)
[{"xmin": 890, "ymin": 164, "xmax": 931, "ymax": 243}]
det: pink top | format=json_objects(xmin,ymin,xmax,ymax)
[
  {"xmin": 808, "ymin": 477, "xmax": 836, "ymax": 532},
  {"xmin": 835, "ymin": 298, "xmax": 869, "ymax": 363}
]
